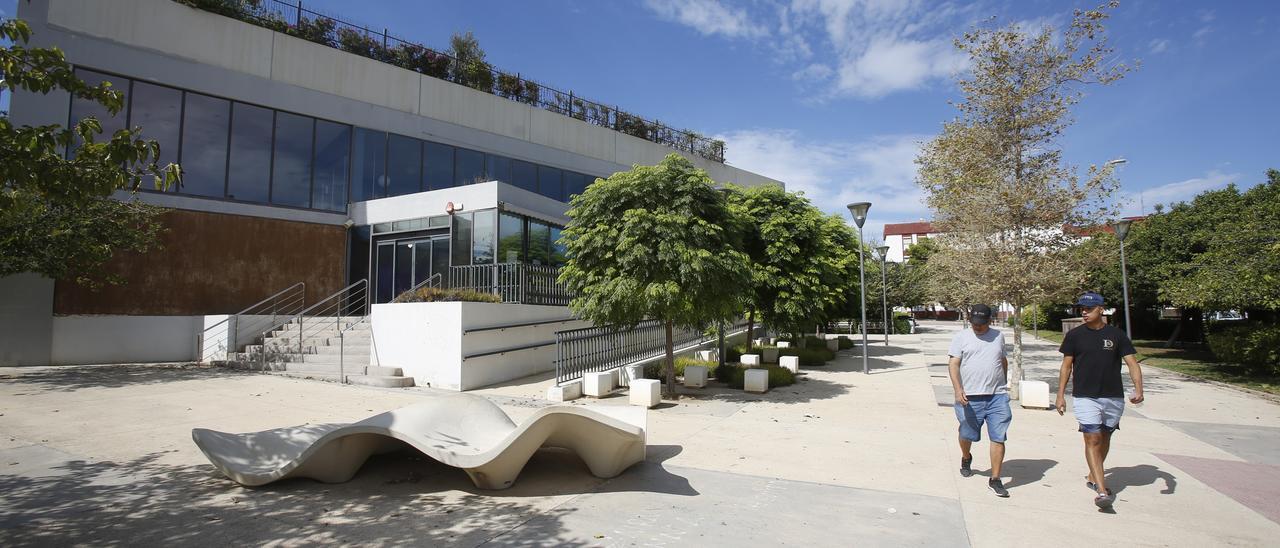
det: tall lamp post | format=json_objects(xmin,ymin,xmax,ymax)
[
  {"xmin": 1113, "ymin": 218, "xmax": 1134, "ymax": 340},
  {"xmin": 876, "ymin": 245, "xmax": 890, "ymax": 346},
  {"xmin": 847, "ymin": 202, "xmax": 871, "ymax": 374}
]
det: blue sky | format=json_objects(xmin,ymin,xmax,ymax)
[{"xmin": 4, "ymin": 0, "xmax": 1278, "ymax": 241}]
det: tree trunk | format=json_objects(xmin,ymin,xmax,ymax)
[
  {"xmin": 745, "ymin": 310, "xmax": 755, "ymax": 352},
  {"xmin": 1010, "ymin": 301, "xmax": 1023, "ymax": 401},
  {"xmin": 664, "ymin": 320, "xmax": 677, "ymax": 398}
]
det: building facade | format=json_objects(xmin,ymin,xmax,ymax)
[
  {"xmin": 882, "ymin": 221, "xmax": 939, "ymax": 263},
  {"xmin": 0, "ymin": 0, "xmax": 783, "ymax": 366}
]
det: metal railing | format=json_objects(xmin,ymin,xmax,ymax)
[
  {"xmin": 195, "ymin": 282, "xmax": 305, "ymax": 363},
  {"xmin": 256, "ymin": 279, "xmax": 369, "ymax": 382},
  {"xmin": 448, "ymin": 263, "xmax": 571, "ymax": 306},
  {"xmin": 554, "ymin": 318, "xmax": 750, "ymax": 384},
  {"xmin": 175, "ymin": 0, "xmax": 725, "ymax": 162}
]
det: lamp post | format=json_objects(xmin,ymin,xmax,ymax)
[
  {"xmin": 1113, "ymin": 218, "xmax": 1134, "ymax": 341},
  {"xmin": 876, "ymin": 245, "xmax": 890, "ymax": 346},
  {"xmin": 847, "ymin": 202, "xmax": 871, "ymax": 374}
]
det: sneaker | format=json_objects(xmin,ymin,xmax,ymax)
[
  {"xmin": 960, "ymin": 455, "xmax": 973, "ymax": 477},
  {"xmin": 1094, "ymin": 492, "xmax": 1115, "ymax": 509},
  {"xmin": 1086, "ymin": 481, "xmax": 1113, "ymax": 496},
  {"xmin": 988, "ymin": 478, "xmax": 1009, "ymax": 497}
]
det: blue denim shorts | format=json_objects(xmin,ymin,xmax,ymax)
[
  {"xmin": 1073, "ymin": 396, "xmax": 1124, "ymax": 433},
  {"xmin": 955, "ymin": 393, "xmax": 1011, "ymax": 443}
]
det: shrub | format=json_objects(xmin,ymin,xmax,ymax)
[
  {"xmin": 779, "ymin": 347, "xmax": 833, "ymax": 366},
  {"xmin": 724, "ymin": 365, "xmax": 796, "ymax": 389},
  {"xmin": 837, "ymin": 336, "xmax": 854, "ymax": 350},
  {"xmin": 291, "ymin": 16, "xmax": 335, "ymax": 46},
  {"xmin": 392, "ymin": 287, "xmax": 502, "ymax": 303},
  {"xmin": 644, "ymin": 357, "xmax": 716, "ymax": 379},
  {"xmin": 1207, "ymin": 323, "xmax": 1280, "ymax": 375},
  {"xmin": 892, "ymin": 312, "xmax": 912, "ymax": 334},
  {"xmin": 804, "ymin": 335, "xmax": 826, "ymax": 348}
]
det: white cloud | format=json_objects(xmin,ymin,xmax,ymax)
[
  {"xmin": 792, "ymin": 63, "xmax": 834, "ymax": 82},
  {"xmin": 717, "ymin": 128, "xmax": 931, "ymax": 241},
  {"xmin": 643, "ymin": 0, "xmax": 770, "ymax": 39},
  {"xmin": 1117, "ymin": 170, "xmax": 1239, "ymax": 217},
  {"xmin": 1193, "ymin": 25, "xmax": 1213, "ymax": 45},
  {"xmin": 1148, "ymin": 38, "xmax": 1170, "ymax": 54}
]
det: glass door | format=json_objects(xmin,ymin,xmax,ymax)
[{"xmin": 374, "ymin": 235, "xmax": 451, "ymax": 303}]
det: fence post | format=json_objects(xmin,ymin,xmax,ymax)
[
  {"xmin": 295, "ymin": 1, "xmax": 303, "ymax": 26},
  {"xmin": 383, "ymin": 28, "xmax": 388, "ymax": 49}
]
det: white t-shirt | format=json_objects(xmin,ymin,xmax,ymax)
[{"xmin": 948, "ymin": 327, "xmax": 1008, "ymax": 395}]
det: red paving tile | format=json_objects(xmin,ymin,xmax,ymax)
[{"xmin": 1155, "ymin": 453, "xmax": 1280, "ymax": 526}]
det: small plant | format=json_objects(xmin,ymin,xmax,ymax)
[
  {"xmin": 645, "ymin": 356, "xmax": 717, "ymax": 380},
  {"xmin": 496, "ymin": 73, "xmax": 523, "ymax": 99},
  {"xmin": 291, "ymin": 16, "xmax": 335, "ymax": 46},
  {"xmin": 392, "ymin": 287, "xmax": 502, "ymax": 303},
  {"xmin": 336, "ymin": 28, "xmax": 379, "ymax": 57}
]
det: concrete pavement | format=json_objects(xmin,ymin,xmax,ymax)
[{"xmin": 1, "ymin": 321, "xmax": 1277, "ymax": 546}]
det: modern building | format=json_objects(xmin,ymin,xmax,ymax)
[
  {"xmin": 1, "ymin": 0, "xmax": 783, "ymax": 371},
  {"xmin": 882, "ymin": 221, "xmax": 940, "ymax": 263}
]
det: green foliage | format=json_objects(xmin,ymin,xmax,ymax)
[
  {"xmin": 724, "ymin": 364, "xmax": 796, "ymax": 389},
  {"xmin": 391, "ymin": 287, "xmax": 502, "ymax": 303},
  {"xmin": 293, "ymin": 16, "xmax": 337, "ymax": 46},
  {"xmin": 838, "ymin": 336, "xmax": 854, "ymax": 350},
  {"xmin": 892, "ymin": 312, "xmax": 912, "ymax": 334},
  {"xmin": 645, "ymin": 357, "xmax": 717, "ymax": 380},
  {"xmin": 779, "ymin": 346, "xmax": 834, "ymax": 366},
  {"xmin": 448, "ymin": 31, "xmax": 495, "ymax": 92},
  {"xmin": 1, "ymin": 19, "xmax": 180, "ymax": 285},
  {"xmin": 560, "ymin": 154, "xmax": 750, "ymax": 394},
  {"xmin": 1206, "ymin": 323, "xmax": 1280, "ymax": 375}
]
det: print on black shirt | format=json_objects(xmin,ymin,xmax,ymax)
[{"xmin": 1059, "ymin": 324, "xmax": 1137, "ymax": 398}]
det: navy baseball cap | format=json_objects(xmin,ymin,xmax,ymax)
[
  {"xmin": 970, "ymin": 304, "xmax": 993, "ymax": 325},
  {"xmin": 1077, "ymin": 292, "xmax": 1105, "ymax": 307}
]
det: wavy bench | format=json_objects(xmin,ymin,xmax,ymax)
[{"xmin": 191, "ymin": 393, "xmax": 646, "ymax": 490}]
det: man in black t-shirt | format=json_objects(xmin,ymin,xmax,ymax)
[{"xmin": 1055, "ymin": 292, "xmax": 1145, "ymax": 510}]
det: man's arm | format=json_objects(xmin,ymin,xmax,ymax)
[
  {"xmin": 948, "ymin": 356, "xmax": 967, "ymax": 405},
  {"xmin": 1124, "ymin": 354, "xmax": 1144, "ymax": 403},
  {"xmin": 1056, "ymin": 355, "xmax": 1074, "ymax": 415}
]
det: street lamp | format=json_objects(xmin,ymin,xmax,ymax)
[
  {"xmin": 876, "ymin": 245, "xmax": 890, "ymax": 346},
  {"xmin": 847, "ymin": 202, "xmax": 871, "ymax": 374},
  {"xmin": 1113, "ymin": 218, "xmax": 1134, "ymax": 341}
]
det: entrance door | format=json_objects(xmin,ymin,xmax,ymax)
[{"xmin": 375, "ymin": 235, "xmax": 450, "ymax": 303}]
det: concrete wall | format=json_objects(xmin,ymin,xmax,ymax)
[
  {"xmin": 49, "ymin": 315, "xmax": 202, "ymax": 365},
  {"xmin": 370, "ymin": 302, "xmax": 586, "ymax": 390},
  {"xmin": 352, "ymin": 181, "xmax": 570, "ymax": 227},
  {"xmin": 0, "ymin": 274, "xmax": 55, "ymax": 366}
]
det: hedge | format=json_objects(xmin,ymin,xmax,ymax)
[
  {"xmin": 392, "ymin": 287, "xmax": 502, "ymax": 303},
  {"xmin": 1207, "ymin": 323, "xmax": 1280, "ymax": 375},
  {"xmin": 723, "ymin": 365, "xmax": 796, "ymax": 389}
]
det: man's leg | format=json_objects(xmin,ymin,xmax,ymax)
[
  {"xmin": 960, "ymin": 437, "xmax": 972, "ymax": 460},
  {"xmin": 1083, "ymin": 432, "xmax": 1107, "ymax": 493},
  {"xmin": 990, "ymin": 441, "xmax": 1005, "ymax": 478}
]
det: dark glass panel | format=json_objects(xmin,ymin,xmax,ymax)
[
  {"xmin": 528, "ymin": 220, "xmax": 551, "ymax": 265},
  {"xmin": 312, "ymin": 120, "xmax": 351, "ymax": 211},
  {"xmin": 376, "ymin": 243, "xmax": 394, "ymax": 303},
  {"xmin": 386, "ymin": 134, "xmax": 421, "ymax": 197},
  {"xmin": 497, "ymin": 212, "xmax": 524, "ymax": 263},
  {"xmin": 270, "ymin": 111, "xmax": 313, "ymax": 208},
  {"xmin": 511, "ymin": 160, "xmax": 537, "ymax": 193},
  {"xmin": 69, "ymin": 69, "xmax": 127, "ymax": 146},
  {"xmin": 413, "ymin": 240, "xmax": 433, "ymax": 287},
  {"xmin": 454, "ymin": 147, "xmax": 485, "ymax": 186},
  {"xmin": 550, "ymin": 226, "xmax": 567, "ymax": 266},
  {"xmin": 563, "ymin": 172, "xmax": 588, "ymax": 200},
  {"xmin": 226, "ymin": 102, "xmax": 273, "ymax": 203},
  {"xmin": 178, "ymin": 92, "xmax": 230, "ymax": 197},
  {"xmin": 451, "ymin": 212, "xmax": 473, "ymax": 267},
  {"xmin": 393, "ymin": 241, "xmax": 413, "ymax": 298},
  {"xmin": 351, "ymin": 128, "xmax": 387, "ymax": 201},
  {"xmin": 424, "ymin": 141, "xmax": 455, "ymax": 190},
  {"xmin": 471, "ymin": 209, "xmax": 495, "ymax": 265},
  {"xmin": 537, "ymin": 165, "xmax": 563, "ymax": 201},
  {"xmin": 128, "ymin": 81, "xmax": 182, "ymax": 172},
  {"xmin": 347, "ymin": 225, "xmax": 372, "ymax": 288},
  {"xmin": 431, "ymin": 237, "xmax": 450, "ymax": 279},
  {"xmin": 485, "ymin": 154, "xmax": 511, "ymax": 184}
]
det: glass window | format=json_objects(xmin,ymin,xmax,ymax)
[
  {"xmin": 498, "ymin": 212, "xmax": 524, "ymax": 263},
  {"xmin": 178, "ymin": 92, "xmax": 230, "ymax": 198},
  {"xmin": 424, "ymin": 142, "xmax": 454, "ymax": 190},
  {"xmin": 226, "ymin": 102, "xmax": 273, "ymax": 203},
  {"xmin": 128, "ymin": 81, "xmax": 182, "ymax": 173},
  {"xmin": 550, "ymin": 226, "xmax": 567, "ymax": 266},
  {"xmin": 69, "ymin": 69, "xmax": 127, "ymax": 147},
  {"xmin": 312, "ymin": 120, "xmax": 350, "ymax": 211},
  {"xmin": 455, "ymin": 147, "xmax": 485, "ymax": 186},
  {"xmin": 271, "ymin": 111, "xmax": 314, "ymax": 208},
  {"xmin": 351, "ymin": 128, "xmax": 387, "ymax": 201},
  {"xmin": 511, "ymin": 160, "xmax": 537, "ymax": 193},
  {"xmin": 486, "ymin": 154, "xmax": 511, "ymax": 184},
  {"xmin": 451, "ymin": 212, "xmax": 473, "ymax": 267},
  {"xmin": 528, "ymin": 220, "xmax": 551, "ymax": 265},
  {"xmin": 538, "ymin": 165, "xmax": 563, "ymax": 201},
  {"xmin": 376, "ymin": 243, "xmax": 395, "ymax": 303},
  {"xmin": 563, "ymin": 172, "xmax": 589, "ymax": 200},
  {"xmin": 428, "ymin": 215, "xmax": 450, "ymax": 228},
  {"xmin": 471, "ymin": 209, "xmax": 495, "ymax": 265},
  {"xmin": 386, "ymin": 134, "xmax": 421, "ymax": 197}
]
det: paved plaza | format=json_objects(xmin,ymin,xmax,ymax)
[{"xmin": 2, "ymin": 321, "xmax": 1278, "ymax": 546}]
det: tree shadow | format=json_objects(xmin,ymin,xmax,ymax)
[
  {"xmin": 1105, "ymin": 464, "xmax": 1177, "ymax": 495},
  {"xmin": 0, "ymin": 363, "xmax": 256, "ymax": 394}
]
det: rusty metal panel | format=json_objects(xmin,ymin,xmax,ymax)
[{"xmin": 54, "ymin": 209, "xmax": 345, "ymax": 315}]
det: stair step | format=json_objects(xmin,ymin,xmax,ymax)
[
  {"xmin": 364, "ymin": 365, "xmax": 403, "ymax": 376},
  {"xmin": 348, "ymin": 375, "xmax": 415, "ymax": 388}
]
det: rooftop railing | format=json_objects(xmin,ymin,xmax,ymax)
[{"xmin": 175, "ymin": 0, "xmax": 727, "ymax": 163}]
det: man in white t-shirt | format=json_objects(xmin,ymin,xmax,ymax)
[{"xmin": 948, "ymin": 304, "xmax": 1011, "ymax": 497}]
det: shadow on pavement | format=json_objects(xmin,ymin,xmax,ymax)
[
  {"xmin": 0, "ymin": 364, "xmax": 255, "ymax": 393},
  {"xmin": 994, "ymin": 458, "xmax": 1058, "ymax": 489},
  {"xmin": 1106, "ymin": 464, "xmax": 1177, "ymax": 495}
]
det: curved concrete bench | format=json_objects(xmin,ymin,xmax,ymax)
[{"xmin": 192, "ymin": 393, "xmax": 646, "ymax": 490}]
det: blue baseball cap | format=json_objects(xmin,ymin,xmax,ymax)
[{"xmin": 1077, "ymin": 292, "xmax": 1105, "ymax": 307}]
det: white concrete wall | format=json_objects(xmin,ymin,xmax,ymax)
[
  {"xmin": 50, "ymin": 315, "xmax": 203, "ymax": 365},
  {"xmin": 0, "ymin": 274, "xmax": 55, "ymax": 366},
  {"xmin": 198, "ymin": 315, "xmax": 232, "ymax": 362}
]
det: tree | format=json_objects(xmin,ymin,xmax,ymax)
[
  {"xmin": 559, "ymin": 154, "xmax": 749, "ymax": 396},
  {"xmin": 916, "ymin": 3, "xmax": 1131, "ymax": 398},
  {"xmin": 448, "ymin": 31, "xmax": 494, "ymax": 92},
  {"xmin": 727, "ymin": 184, "xmax": 859, "ymax": 347},
  {"xmin": 1, "ymin": 19, "xmax": 179, "ymax": 287}
]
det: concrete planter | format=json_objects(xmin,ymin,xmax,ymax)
[
  {"xmin": 630, "ymin": 379, "xmax": 661, "ymax": 408},
  {"xmin": 740, "ymin": 354, "xmax": 761, "ymax": 366},
  {"xmin": 1020, "ymin": 380, "xmax": 1051, "ymax": 409},
  {"xmin": 620, "ymin": 364, "xmax": 644, "ymax": 387},
  {"xmin": 777, "ymin": 341, "xmax": 792, "ymax": 348},
  {"xmin": 583, "ymin": 371, "xmax": 615, "ymax": 398},
  {"xmin": 744, "ymin": 368, "xmax": 769, "ymax": 393},
  {"xmin": 683, "ymin": 364, "xmax": 708, "ymax": 388},
  {"xmin": 695, "ymin": 349, "xmax": 717, "ymax": 362},
  {"xmin": 779, "ymin": 355, "xmax": 800, "ymax": 374},
  {"xmin": 547, "ymin": 381, "xmax": 582, "ymax": 402},
  {"xmin": 762, "ymin": 347, "xmax": 779, "ymax": 363},
  {"xmin": 826, "ymin": 339, "xmax": 839, "ymax": 352}
]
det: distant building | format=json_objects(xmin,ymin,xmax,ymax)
[{"xmin": 883, "ymin": 221, "xmax": 940, "ymax": 263}]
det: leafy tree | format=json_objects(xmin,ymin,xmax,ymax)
[
  {"xmin": 448, "ymin": 31, "xmax": 494, "ymax": 92},
  {"xmin": 916, "ymin": 3, "xmax": 1131, "ymax": 398},
  {"xmin": 559, "ymin": 154, "xmax": 749, "ymax": 396},
  {"xmin": 727, "ymin": 184, "xmax": 859, "ymax": 347},
  {"xmin": 1, "ymin": 19, "xmax": 179, "ymax": 287}
]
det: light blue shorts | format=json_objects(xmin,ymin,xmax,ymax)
[
  {"xmin": 954, "ymin": 393, "xmax": 1011, "ymax": 443},
  {"xmin": 1073, "ymin": 396, "xmax": 1125, "ymax": 433}
]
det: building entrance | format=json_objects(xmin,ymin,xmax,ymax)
[{"xmin": 374, "ymin": 234, "xmax": 449, "ymax": 303}]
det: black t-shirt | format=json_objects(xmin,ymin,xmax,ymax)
[{"xmin": 1059, "ymin": 324, "xmax": 1136, "ymax": 398}]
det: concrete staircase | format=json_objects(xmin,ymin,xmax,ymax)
[{"xmin": 231, "ymin": 316, "xmax": 413, "ymax": 388}]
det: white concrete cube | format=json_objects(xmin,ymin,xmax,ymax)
[
  {"xmin": 583, "ymin": 371, "xmax": 615, "ymax": 398},
  {"xmin": 826, "ymin": 339, "xmax": 839, "ymax": 352},
  {"xmin": 630, "ymin": 379, "xmax": 661, "ymax": 408},
  {"xmin": 546, "ymin": 381, "xmax": 583, "ymax": 402},
  {"xmin": 777, "ymin": 341, "xmax": 792, "ymax": 348},
  {"xmin": 1020, "ymin": 380, "xmax": 1052, "ymax": 409},
  {"xmin": 683, "ymin": 365, "xmax": 708, "ymax": 388},
  {"xmin": 762, "ymin": 347, "xmax": 779, "ymax": 363},
  {"xmin": 695, "ymin": 350, "xmax": 717, "ymax": 362},
  {"xmin": 779, "ymin": 355, "xmax": 800, "ymax": 374},
  {"xmin": 740, "ymin": 354, "xmax": 761, "ymax": 366},
  {"xmin": 754, "ymin": 338, "xmax": 769, "ymax": 348},
  {"xmin": 619, "ymin": 364, "xmax": 644, "ymax": 387},
  {"xmin": 744, "ymin": 368, "xmax": 769, "ymax": 393}
]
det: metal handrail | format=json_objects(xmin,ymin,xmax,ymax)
[
  {"xmin": 196, "ymin": 282, "xmax": 305, "ymax": 363},
  {"xmin": 403, "ymin": 272, "xmax": 443, "ymax": 296},
  {"xmin": 553, "ymin": 318, "xmax": 750, "ymax": 384},
  {"xmin": 256, "ymin": 279, "xmax": 369, "ymax": 383}
]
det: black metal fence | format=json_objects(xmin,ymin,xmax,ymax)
[
  {"xmin": 554, "ymin": 319, "xmax": 750, "ymax": 384},
  {"xmin": 176, "ymin": 0, "xmax": 726, "ymax": 163},
  {"xmin": 448, "ymin": 263, "xmax": 571, "ymax": 306}
]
